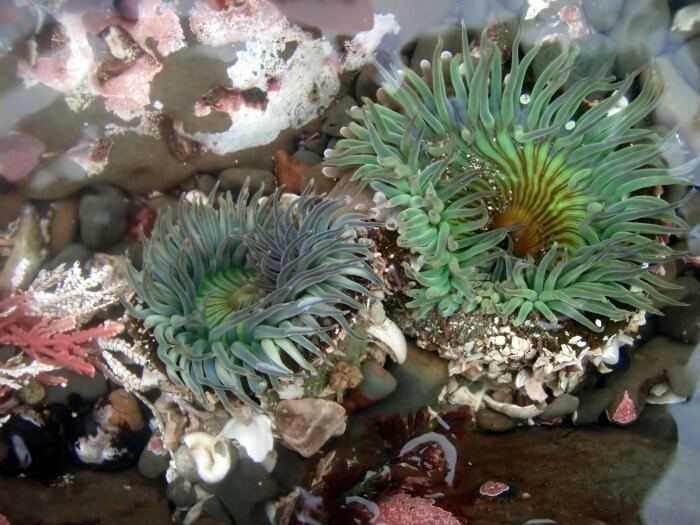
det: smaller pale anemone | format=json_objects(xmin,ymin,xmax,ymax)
[{"xmin": 127, "ymin": 184, "xmax": 382, "ymax": 410}]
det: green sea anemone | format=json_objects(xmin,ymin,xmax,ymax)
[
  {"xmin": 326, "ymin": 27, "xmax": 696, "ymax": 333},
  {"xmin": 127, "ymin": 186, "xmax": 382, "ymax": 409}
]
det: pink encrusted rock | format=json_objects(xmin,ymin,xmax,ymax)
[
  {"xmin": 97, "ymin": 56, "xmax": 162, "ymax": 120},
  {"xmin": 479, "ymin": 480, "xmax": 510, "ymax": 497},
  {"xmin": 189, "ymin": 0, "xmax": 286, "ymax": 47},
  {"xmin": 0, "ymin": 133, "xmax": 45, "ymax": 182},
  {"xmin": 128, "ymin": 0, "xmax": 185, "ymax": 56},
  {"xmin": 376, "ymin": 492, "xmax": 459, "ymax": 525},
  {"xmin": 608, "ymin": 390, "xmax": 638, "ymax": 425}
]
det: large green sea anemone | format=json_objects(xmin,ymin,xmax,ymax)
[
  {"xmin": 326, "ymin": 27, "xmax": 695, "ymax": 333},
  {"xmin": 127, "ymin": 186, "xmax": 381, "ymax": 409}
]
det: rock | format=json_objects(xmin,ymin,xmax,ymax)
[
  {"xmin": 45, "ymin": 242, "xmax": 93, "ymax": 270},
  {"xmin": 0, "ymin": 192, "xmax": 24, "ymax": 230},
  {"xmin": 581, "ymin": 0, "xmax": 624, "ymax": 34},
  {"xmin": 683, "ymin": 189, "xmax": 700, "ymax": 226},
  {"xmin": 672, "ymin": 38, "xmax": 700, "ymax": 91},
  {"xmin": 78, "ymin": 194, "xmax": 128, "ymax": 250},
  {"xmin": 475, "ymin": 408, "xmax": 517, "ymax": 432},
  {"xmin": 321, "ymin": 96, "xmax": 357, "ymax": 137},
  {"xmin": 16, "ymin": 380, "xmax": 45, "ymax": 405},
  {"xmin": 218, "ymin": 168, "xmax": 275, "ymax": 194},
  {"xmin": 409, "ymin": 26, "xmax": 463, "ymax": 75},
  {"xmin": 292, "ymin": 148, "xmax": 322, "ymax": 166},
  {"xmin": 166, "ymin": 477, "xmax": 197, "ymax": 508},
  {"xmin": 358, "ymin": 341, "xmax": 449, "ymax": 417},
  {"xmin": 604, "ymin": 337, "xmax": 696, "ymax": 425},
  {"xmin": 48, "ymin": 198, "xmax": 79, "ymax": 256},
  {"xmin": 658, "ymin": 294, "xmax": 700, "ymax": 344},
  {"xmin": 43, "ymin": 369, "xmax": 108, "ymax": 404},
  {"xmin": 671, "ymin": 4, "xmax": 700, "ymax": 41},
  {"xmin": 609, "ymin": 0, "xmax": 671, "ymax": 76},
  {"xmin": 345, "ymin": 360, "xmax": 398, "ymax": 411},
  {"xmin": 107, "ymin": 389, "xmax": 145, "ymax": 432},
  {"xmin": 355, "ymin": 64, "xmax": 381, "ymax": 101},
  {"xmin": 572, "ymin": 388, "xmax": 613, "ymax": 425},
  {"xmin": 194, "ymin": 173, "xmax": 218, "ymax": 195},
  {"xmin": 645, "ymin": 55, "xmax": 700, "ymax": 155},
  {"xmin": 137, "ymin": 432, "xmax": 170, "ymax": 480},
  {"xmin": 275, "ymin": 399, "xmax": 347, "ymax": 457},
  {"xmin": 208, "ymin": 455, "xmax": 280, "ymax": 525},
  {"xmin": 302, "ymin": 133, "xmax": 328, "ymax": 155},
  {"xmin": 540, "ymin": 393, "xmax": 579, "ymax": 420},
  {"xmin": 203, "ymin": 496, "xmax": 235, "ymax": 525}
]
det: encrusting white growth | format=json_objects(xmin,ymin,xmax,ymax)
[
  {"xmin": 366, "ymin": 317, "xmax": 407, "ymax": 364},
  {"xmin": 183, "ymin": 432, "xmax": 234, "ymax": 484},
  {"xmin": 184, "ymin": 10, "xmax": 399, "ymax": 154}
]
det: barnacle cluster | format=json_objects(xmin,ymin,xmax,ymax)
[
  {"xmin": 325, "ymin": 27, "xmax": 695, "ymax": 404},
  {"xmin": 127, "ymin": 186, "xmax": 382, "ymax": 409}
]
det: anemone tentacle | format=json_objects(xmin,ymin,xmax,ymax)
[
  {"xmin": 326, "ymin": 25, "xmax": 695, "ymax": 330},
  {"xmin": 128, "ymin": 185, "xmax": 380, "ymax": 409}
]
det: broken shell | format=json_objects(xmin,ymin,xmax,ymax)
[
  {"xmin": 365, "ymin": 317, "xmax": 407, "ymax": 364},
  {"xmin": 218, "ymin": 412, "xmax": 274, "ymax": 464},
  {"xmin": 182, "ymin": 432, "xmax": 235, "ymax": 484}
]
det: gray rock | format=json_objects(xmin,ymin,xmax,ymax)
[
  {"xmin": 572, "ymin": 388, "xmax": 613, "ymax": 425},
  {"xmin": 138, "ymin": 444, "xmax": 170, "ymax": 480},
  {"xmin": 358, "ymin": 341, "xmax": 449, "ymax": 417},
  {"xmin": 43, "ymin": 369, "xmax": 108, "ymax": 404},
  {"xmin": 208, "ymin": 455, "xmax": 280, "ymax": 525},
  {"xmin": 48, "ymin": 198, "xmax": 79, "ymax": 257},
  {"xmin": 609, "ymin": 0, "xmax": 671, "ymax": 76},
  {"xmin": 204, "ymin": 496, "xmax": 234, "ymax": 525},
  {"xmin": 409, "ymin": 25, "xmax": 463, "ymax": 75},
  {"xmin": 645, "ymin": 55, "xmax": 700, "ymax": 155},
  {"xmin": 275, "ymin": 399, "xmax": 347, "ymax": 457},
  {"xmin": 581, "ymin": 0, "xmax": 624, "ymax": 34},
  {"xmin": 321, "ymin": 96, "xmax": 358, "ymax": 137},
  {"xmin": 540, "ymin": 393, "xmax": 579, "ymax": 419},
  {"xmin": 355, "ymin": 64, "xmax": 381, "ymax": 102},
  {"xmin": 79, "ymin": 194, "xmax": 128, "ymax": 250},
  {"xmin": 302, "ymin": 133, "xmax": 328, "ymax": 155},
  {"xmin": 356, "ymin": 359, "xmax": 398, "ymax": 402},
  {"xmin": 672, "ymin": 38, "xmax": 700, "ymax": 92},
  {"xmin": 476, "ymin": 408, "xmax": 517, "ymax": 432},
  {"xmin": 219, "ymin": 168, "xmax": 275, "ymax": 194},
  {"xmin": 292, "ymin": 149, "xmax": 323, "ymax": 166},
  {"xmin": 658, "ymin": 295, "xmax": 700, "ymax": 344},
  {"xmin": 166, "ymin": 477, "xmax": 197, "ymax": 508},
  {"xmin": 195, "ymin": 173, "xmax": 218, "ymax": 195},
  {"xmin": 45, "ymin": 243, "xmax": 93, "ymax": 270}
]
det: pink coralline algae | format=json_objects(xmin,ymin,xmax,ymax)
[
  {"xmin": 376, "ymin": 492, "xmax": 460, "ymax": 525},
  {"xmin": 479, "ymin": 480, "xmax": 511, "ymax": 498},
  {"xmin": 0, "ymin": 133, "xmax": 46, "ymax": 183},
  {"xmin": 609, "ymin": 390, "xmax": 638, "ymax": 425},
  {"xmin": 0, "ymin": 292, "xmax": 123, "ymax": 379}
]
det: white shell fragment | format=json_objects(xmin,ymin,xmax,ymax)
[
  {"xmin": 366, "ymin": 317, "xmax": 407, "ymax": 364},
  {"xmin": 218, "ymin": 412, "xmax": 275, "ymax": 464},
  {"xmin": 183, "ymin": 432, "xmax": 234, "ymax": 484}
]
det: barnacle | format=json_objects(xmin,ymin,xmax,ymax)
[
  {"xmin": 127, "ymin": 185, "xmax": 382, "ymax": 410},
  {"xmin": 326, "ymin": 26, "xmax": 696, "ymax": 333}
]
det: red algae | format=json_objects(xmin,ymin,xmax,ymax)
[
  {"xmin": 609, "ymin": 390, "xmax": 638, "ymax": 425},
  {"xmin": 376, "ymin": 492, "xmax": 459, "ymax": 525}
]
